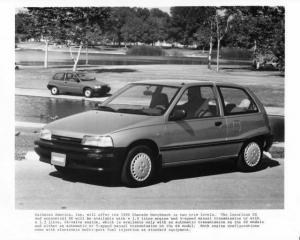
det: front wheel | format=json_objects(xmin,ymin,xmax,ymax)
[
  {"xmin": 121, "ymin": 146, "xmax": 155, "ymax": 187},
  {"xmin": 83, "ymin": 88, "xmax": 93, "ymax": 98},
  {"xmin": 237, "ymin": 141, "xmax": 263, "ymax": 171}
]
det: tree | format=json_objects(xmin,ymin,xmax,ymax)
[
  {"xmin": 27, "ymin": 8, "xmax": 66, "ymax": 68},
  {"xmin": 214, "ymin": 8, "xmax": 236, "ymax": 71},
  {"xmin": 222, "ymin": 6, "xmax": 285, "ymax": 70},
  {"xmin": 15, "ymin": 11, "xmax": 34, "ymax": 42},
  {"xmin": 107, "ymin": 7, "xmax": 135, "ymax": 46},
  {"xmin": 193, "ymin": 7, "xmax": 216, "ymax": 69},
  {"xmin": 27, "ymin": 7, "xmax": 111, "ymax": 70},
  {"xmin": 147, "ymin": 8, "xmax": 170, "ymax": 44},
  {"xmin": 169, "ymin": 7, "xmax": 209, "ymax": 46}
]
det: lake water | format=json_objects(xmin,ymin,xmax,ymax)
[
  {"xmin": 15, "ymin": 49, "xmax": 251, "ymax": 66},
  {"xmin": 16, "ymin": 95, "xmax": 95, "ymax": 123}
]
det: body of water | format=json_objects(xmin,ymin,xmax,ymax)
[
  {"xmin": 15, "ymin": 49, "xmax": 251, "ymax": 66},
  {"xmin": 16, "ymin": 95, "xmax": 95, "ymax": 123}
]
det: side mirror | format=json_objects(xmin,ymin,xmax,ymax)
[
  {"xmin": 169, "ymin": 109, "xmax": 186, "ymax": 121},
  {"xmin": 143, "ymin": 90, "xmax": 153, "ymax": 96}
]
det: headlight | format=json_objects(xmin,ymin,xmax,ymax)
[
  {"xmin": 94, "ymin": 86, "xmax": 102, "ymax": 89},
  {"xmin": 39, "ymin": 129, "xmax": 52, "ymax": 140},
  {"xmin": 82, "ymin": 135, "xmax": 113, "ymax": 147}
]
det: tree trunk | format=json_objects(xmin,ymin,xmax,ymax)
[
  {"xmin": 208, "ymin": 35, "xmax": 213, "ymax": 69},
  {"xmin": 85, "ymin": 46, "xmax": 88, "ymax": 65},
  {"xmin": 216, "ymin": 39, "xmax": 220, "ymax": 72},
  {"xmin": 44, "ymin": 40, "xmax": 48, "ymax": 68},
  {"xmin": 72, "ymin": 45, "xmax": 83, "ymax": 72}
]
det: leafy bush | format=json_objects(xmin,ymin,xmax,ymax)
[
  {"xmin": 126, "ymin": 45, "xmax": 166, "ymax": 56},
  {"xmin": 222, "ymin": 47, "xmax": 253, "ymax": 60},
  {"xmin": 212, "ymin": 47, "xmax": 252, "ymax": 60}
]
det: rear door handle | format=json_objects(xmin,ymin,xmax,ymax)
[{"xmin": 215, "ymin": 121, "xmax": 222, "ymax": 127}]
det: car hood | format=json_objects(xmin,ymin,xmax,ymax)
[{"xmin": 45, "ymin": 110, "xmax": 161, "ymax": 139}]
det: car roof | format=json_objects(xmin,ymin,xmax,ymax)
[{"xmin": 134, "ymin": 79, "xmax": 243, "ymax": 88}]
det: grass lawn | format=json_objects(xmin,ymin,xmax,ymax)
[{"xmin": 15, "ymin": 64, "xmax": 284, "ymax": 108}]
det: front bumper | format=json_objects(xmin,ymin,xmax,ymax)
[
  {"xmin": 34, "ymin": 139, "xmax": 126, "ymax": 173},
  {"xmin": 93, "ymin": 86, "xmax": 111, "ymax": 95}
]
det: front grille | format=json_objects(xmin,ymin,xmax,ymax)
[{"xmin": 51, "ymin": 135, "xmax": 82, "ymax": 145}]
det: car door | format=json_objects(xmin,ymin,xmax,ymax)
[
  {"xmin": 217, "ymin": 86, "xmax": 265, "ymax": 155},
  {"xmin": 161, "ymin": 85, "xmax": 228, "ymax": 166},
  {"xmin": 64, "ymin": 73, "xmax": 82, "ymax": 94}
]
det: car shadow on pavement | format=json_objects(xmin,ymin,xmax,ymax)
[
  {"xmin": 159, "ymin": 156, "xmax": 280, "ymax": 184},
  {"xmin": 49, "ymin": 170, "xmax": 123, "ymax": 187}
]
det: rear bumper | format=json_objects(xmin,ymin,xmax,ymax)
[
  {"xmin": 264, "ymin": 134, "xmax": 274, "ymax": 152},
  {"xmin": 34, "ymin": 139, "xmax": 126, "ymax": 173}
]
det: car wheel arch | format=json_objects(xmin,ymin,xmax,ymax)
[
  {"xmin": 238, "ymin": 135, "xmax": 265, "ymax": 156},
  {"xmin": 83, "ymin": 86, "xmax": 92, "ymax": 93},
  {"xmin": 126, "ymin": 139, "xmax": 160, "ymax": 161},
  {"xmin": 47, "ymin": 84, "xmax": 54, "ymax": 90}
]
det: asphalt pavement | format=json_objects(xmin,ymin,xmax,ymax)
[{"xmin": 15, "ymin": 146, "xmax": 284, "ymax": 210}]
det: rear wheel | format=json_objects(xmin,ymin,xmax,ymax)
[
  {"xmin": 84, "ymin": 88, "xmax": 93, "ymax": 98},
  {"xmin": 50, "ymin": 86, "xmax": 59, "ymax": 95},
  {"xmin": 237, "ymin": 141, "xmax": 263, "ymax": 171},
  {"xmin": 121, "ymin": 145, "xmax": 155, "ymax": 187}
]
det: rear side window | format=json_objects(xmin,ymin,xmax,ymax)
[
  {"xmin": 218, "ymin": 87, "xmax": 258, "ymax": 115},
  {"xmin": 53, "ymin": 73, "xmax": 64, "ymax": 80}
]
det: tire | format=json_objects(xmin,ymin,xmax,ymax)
[
  {"xmin": 237, "ymin": 141, "xmax": 263, "ymax": 171},
  {"xmin": 121, "ymin": 145, "xmax": 155, "ymax": 187},
  {"xmin": 83, "ymin": 88, "xmax": 93, "ymax": 98},
  {"xmin": 50, "ymin": 86, "xmax": 59, "ymax": 95}
]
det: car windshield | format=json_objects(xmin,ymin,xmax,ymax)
[
  {"xmin": 76, "ymin": 73, "xmax": 95, "ymax": 81},
  {"xmin": 97, "ymin": 84, "xmax": 180, "ymax": 116}
]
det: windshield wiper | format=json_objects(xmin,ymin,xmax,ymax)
[
  {"xmin": 95, "ymin": 105, "xmax": 116, "ymax": 112},
  {"xmin": 117, "ymin": 108, "xmax": 150, "ymax": 115}
]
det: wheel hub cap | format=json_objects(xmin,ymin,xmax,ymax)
[
  {"xmin": 244, "ymin": 142, "xmax": 261, "ymax": 167},
  {"xmin": 130, "ymin": 153, "xmax": 152, "ymax": 182}
]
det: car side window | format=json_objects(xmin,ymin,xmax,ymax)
[
  {"xmin": 218, "ymin": 87, "xmax": 258, "ymax": 115},
  {"xmin": 66, "ymin": 73, "xmax": 73, "ymax": 80},
  {"xmin": 65, "ymin": 73, "xmax": 79, "ymax": 82},
  {"xmin": 53, "ymin": 73, "xmax": 65, "ymax": 81},
  {"xmin": 174, "ymin": 86, "xmax": 219, "ymax": 120}
]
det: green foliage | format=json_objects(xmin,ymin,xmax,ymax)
[
  {"xmin": 169, "ymin": 7, "xmax": 215, "ymax": 46},
  {"xmin": 126, "ymin": 45, "xmax": 166, "ymax": 56},
  {"xmin": 15, "ymin": 12, "xmax": 34, "ymax": 42},
  {"xmin": 15, "ymin": 6, "xmax": 284, "ymax": 70},
  {"xmin": 105, "ymin": 7, "xmax": 170, "ymax": 46},
  {"xmin": 26, "ymin": 7, "xmax": 111, "ymax": 46},
  {"xmin": 223, "ymin": 6, "xmax": 285, "ymax": 70},
  {"xmin": 213, "ymin": 47, "xmax": 252, "ymax": 60}
]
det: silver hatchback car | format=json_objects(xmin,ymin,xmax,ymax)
[
  {"xmin": 47, "ymin": 71, "xmax": 111, "ymax": 98},
  {"xmin": 35, "ymin": 80, "xmax": 273, "ymax": 187}
]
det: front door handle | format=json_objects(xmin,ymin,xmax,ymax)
[{"xmin": 215, "ymin": 121, "xmax": 222, "ymax": 127}]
